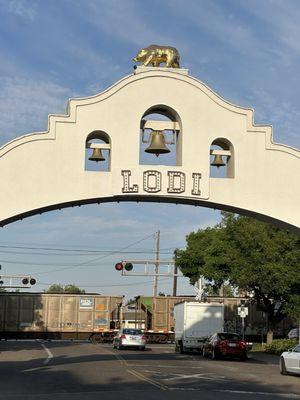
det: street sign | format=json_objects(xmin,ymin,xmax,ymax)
[{"xmin": 238, "ymin": 306, "xmax": 248, "ymax": 317}]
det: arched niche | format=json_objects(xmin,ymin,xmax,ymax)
[
  {"xmin": 85, "ymin": 130, "xmax": 111, "ymax": 171},
  {"xmin": 139, "ymin": 104, "xmax": 182, "ymax": 166},
  {"xmin": 210, "ymin": 138, "xmax": 234, "ymax": 178}
]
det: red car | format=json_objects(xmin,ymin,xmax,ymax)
[{"xmin": 202, "ymin": 332, "xmax": 248, "ymax": 361}]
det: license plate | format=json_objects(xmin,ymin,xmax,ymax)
[
  {"xmin": 228, "ymin": 343, "xmax": 237, "ymax": 347},
  {"xmin": 129, "ymin": 336, "xmax": 139, "ymax": 340}
]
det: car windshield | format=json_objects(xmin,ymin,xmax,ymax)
[
  {"xmin": 293, "ymin": 345, "xmax": 300, "ymax": 353},
  {"xmin": 123, "ymin": 329, "xmax": 142, "ymax": 335},
  {"xmin": 218, "ymin": 333, "xmax": 241, "ymax": 340}
]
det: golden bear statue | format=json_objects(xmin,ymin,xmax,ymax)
[{"xmin": 133, "ymin": 45, "xmax": 180, "ymax": 68}]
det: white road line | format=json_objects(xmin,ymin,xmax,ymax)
[
  {"xmin": 40, "ymin": 342, "xmax": 53, "ymax": 365},
  {"xmin": 215, "ymin": 389, "xmax": 300, "ymax": 398}
]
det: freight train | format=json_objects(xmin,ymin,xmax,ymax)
[
  {"xmin": 0, "ymin": 292, "xmax": 123, "ymax": 342},
  {"xmin": 0, "ymin": 293, "xmax": 293, "ymax": 343},
  {"xmin": 135, "ymin": 295, "xmax": 293, "ymax": 343}
]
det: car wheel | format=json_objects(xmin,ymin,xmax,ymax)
[
  {"xmin": 240, "ymin": 352, "xmax": 248, "ymax": 361},
  {"xmin": 211, "ymin": 348, "xmax": 218, "ymax": 360},
  {"xmin": 280, "ymin": 357, "xmax": 288, "ymax": 375}
]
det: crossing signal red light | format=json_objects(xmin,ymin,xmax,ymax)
[
  {"xmin": 124, "ymin": 263, "xmax": 133, "ymax": 271},
  {"xmin": 115, "ymin": 262, "xmax": 123, "ymax": 271},
  {"xmin": 22, "ymin": 277, "xmax": 36, "ymax": 285}
]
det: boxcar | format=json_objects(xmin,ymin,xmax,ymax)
[{"xmin": 0, "ymin": 292, "xmax": 123, "ymax": 342}]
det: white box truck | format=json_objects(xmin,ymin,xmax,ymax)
[{"xmin": 174, "ymin": 301, "xmax": 224, "ymax": 353}]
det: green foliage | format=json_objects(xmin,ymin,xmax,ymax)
[
  {"xmin": 126, "ymin": 298, "xmax": 136, "ymax": 305},
  {"xmin": 283, "ymin": 295, "xmax": 300, "ymax": 324},
  {"xmin": 265, "ymin": 339, "xmax": 298, "ymax": 355},
  {"xmin": 175, "ymin": 213, "xmax": 300, "ymax": 332},
  {"xmin": 203, "ymin": 283, "xmax": 234, "ymax": 297},
  {"xmin": 45, "ymin": 284, "xmax": 85, "ymax": 294}
]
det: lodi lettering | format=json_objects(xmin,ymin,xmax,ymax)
[{"xmin": 121, "ymin": 170, "xmax": 202, "ymax": 196}]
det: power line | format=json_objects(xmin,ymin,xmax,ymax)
[
  {"xmin": 0, "ymin": 249, "xmax": 173, "ymax": 257},
  {"xmin": 0, "ymin": 244, "xmax": 175, "ymax": 254},
  {"xmin": 34, "ymin": 232, "xmax": 157, "ymax": 275},
  {"xmin": 38, "ymin": 277, "xmax": 171, "ymax": 288}
]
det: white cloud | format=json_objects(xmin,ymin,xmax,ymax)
[
  {"xmin": 238, "ymin": 0, "xmax": 300, "ymax": 56},
  {"xmin": 75, "ymin": 0, "xmax": 188, "ymax": 51},
  {"xmin": 0, "ymin": 76, "xmax": 75, "ymax": 144},
  {"xmin": 1, "ymin": 0, "xmax": 37, "ymax": 21}
]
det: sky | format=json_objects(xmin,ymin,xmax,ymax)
[{"xmin": 0, "ymin": 0, "xmax": 299, "ymax": 299}]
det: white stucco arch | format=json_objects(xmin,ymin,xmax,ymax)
[{"xmin": 0, "ymin": 66, "xmax": 299, "ymax": 233}]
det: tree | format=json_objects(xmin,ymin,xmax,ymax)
[
  {"xmin": 64, "ymin": 284, "xmax": 85, "ymax": 294},
  {"xmin": 203, "ymin": 282, "xmax": 234, "ymax": 297},
  {"xmin": 45, "ymin": 284, "xmax": 85, "ymax": 294},
  {"xmin": 175, "ymin": 213, "xmax": 300, "ymax": 343}
]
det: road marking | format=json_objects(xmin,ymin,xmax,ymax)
[
  {"xmin": 129, "ymin": 364, "xmax": 204, "ymax": 369},
  {"xmin": 127, "ymin": 369, "xmax": 169, "ymax": 391},
  {"xmin": 142, "ymin": 371, "xmax": 226, "ymax": 382},
  {"xmin": 40, "ymin": 342, "xmax": 53, "ymax": 365},
  {"xmin": 93, "ymin": 345, "xmax": 169, "ymax": 390},
  {"xmin": 215, "ymin": 389, "xmax": 300, "ymax": 398}
]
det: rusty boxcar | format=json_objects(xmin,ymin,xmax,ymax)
[
  {"xmin": 0, "ymin": 292, "xmax": 123, "ymax": 341},
  {"xmin": 135, "ymin": 296, "xmax": 292, "ymax": 343}
]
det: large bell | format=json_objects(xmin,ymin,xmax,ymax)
[
  {"xmin": 211, "ymin": 154, "xmax": 226, "ymax": 168},
  {"xmin": 89, "ymin": 148, "xmax": 105, "ymax": 162},
  {"xmin": 145, "ymin": 131, "xmax": 170, "ymax": 157}
]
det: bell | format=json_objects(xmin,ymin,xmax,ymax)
[
  {"xmin": 211, "ymin": 154, "xmax": 226, "ymax": 168},
  {"xmin": 89, "ymin": 148, "xmax": 105, "ymax": 162},
  {"xmin": 145, "ymin": 131, "xmax": 170, "ymax": 157}
]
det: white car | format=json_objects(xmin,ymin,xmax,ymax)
[
  {"xmin": 280, "ymin": 344, "xmax": 300, "ymax": 375},
  {"xmin": 288, "ymin": 328, "xmax": 299, "ymax": 340},
  {"xmin": 113, "ymin": 328, "xmax": 146, "ymax": 350}
]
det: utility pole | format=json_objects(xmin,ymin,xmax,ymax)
[
  {"xmin": 173, "ymin": 264, "xmax": 178, "ymax": 296},
  {"xmin": 153, "ymin": 230, "xmax": 160, "ymax": 297}
]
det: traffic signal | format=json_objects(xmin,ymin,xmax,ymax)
[
  {"xmin": 124, "ymin": 263, "xmax": 133, "ymax": 271},
  {"xmin": 115, "ymin": 262, "xmax": 133, "ymax": 271},
  {"xmin": 22, "ymin": 277, "xmax": 36, "ymax": 285},
  {"xmin": 115, "ymin": 262, "xmax": 123, "ymax": 271}
]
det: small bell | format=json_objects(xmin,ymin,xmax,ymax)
[
  {"xmin": 89, "ymin": 148, "xmax": 105, "ymax": 162},
  {"xmin": 145, "ymin": 131, "xmax": 170, "ymax": 157},
  {"xmin": 211, "ymin": 154, "xmax": 225, "ymax": 168}
]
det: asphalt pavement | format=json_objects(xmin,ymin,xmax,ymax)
[{"xmin": 0, "ymin": 340, "xmax": 299, "ymax": 400}]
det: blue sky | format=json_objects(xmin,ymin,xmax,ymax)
[{"xmin": 0, "ymin": 0, "xmax": 299, "ymax": 298}]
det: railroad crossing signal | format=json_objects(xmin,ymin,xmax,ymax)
[
  {"xmin": 114, "ymin": 259, "xmax": 182, "ymax": 277},
  {"xmin": 114, "ymin": 262, "xmax": 133, "ymax": 272},
  {"xmin": 0, "ymin": 275, "xmax": 37, "ymax": 289}
]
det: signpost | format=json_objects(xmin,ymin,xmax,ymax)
[{"xmin": 238, "ymin": 305, "xmax": 248, "ymax": 339}]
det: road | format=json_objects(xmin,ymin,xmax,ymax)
[{"xmin": 0, "ymin": 340, "xmax": 299, "ymax": 400}]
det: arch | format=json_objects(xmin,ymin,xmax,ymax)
[
  {"xmin": 0, "ymin": 67, "xmax": 298, "ymax": 233},
  {"xmin": 139, "ymin": 104, "xmax": 182, "ymax": 166},
  {"xmin": 85, "ymin": 130, "xmax": 111, "ymax": 172},
  {"xmin": 0, "ymin": 195, "xmax": 298, "ymax": 235},
  {"xmin": 210, "ymin": 137, "xmax": 234, "ymax": 179}
]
